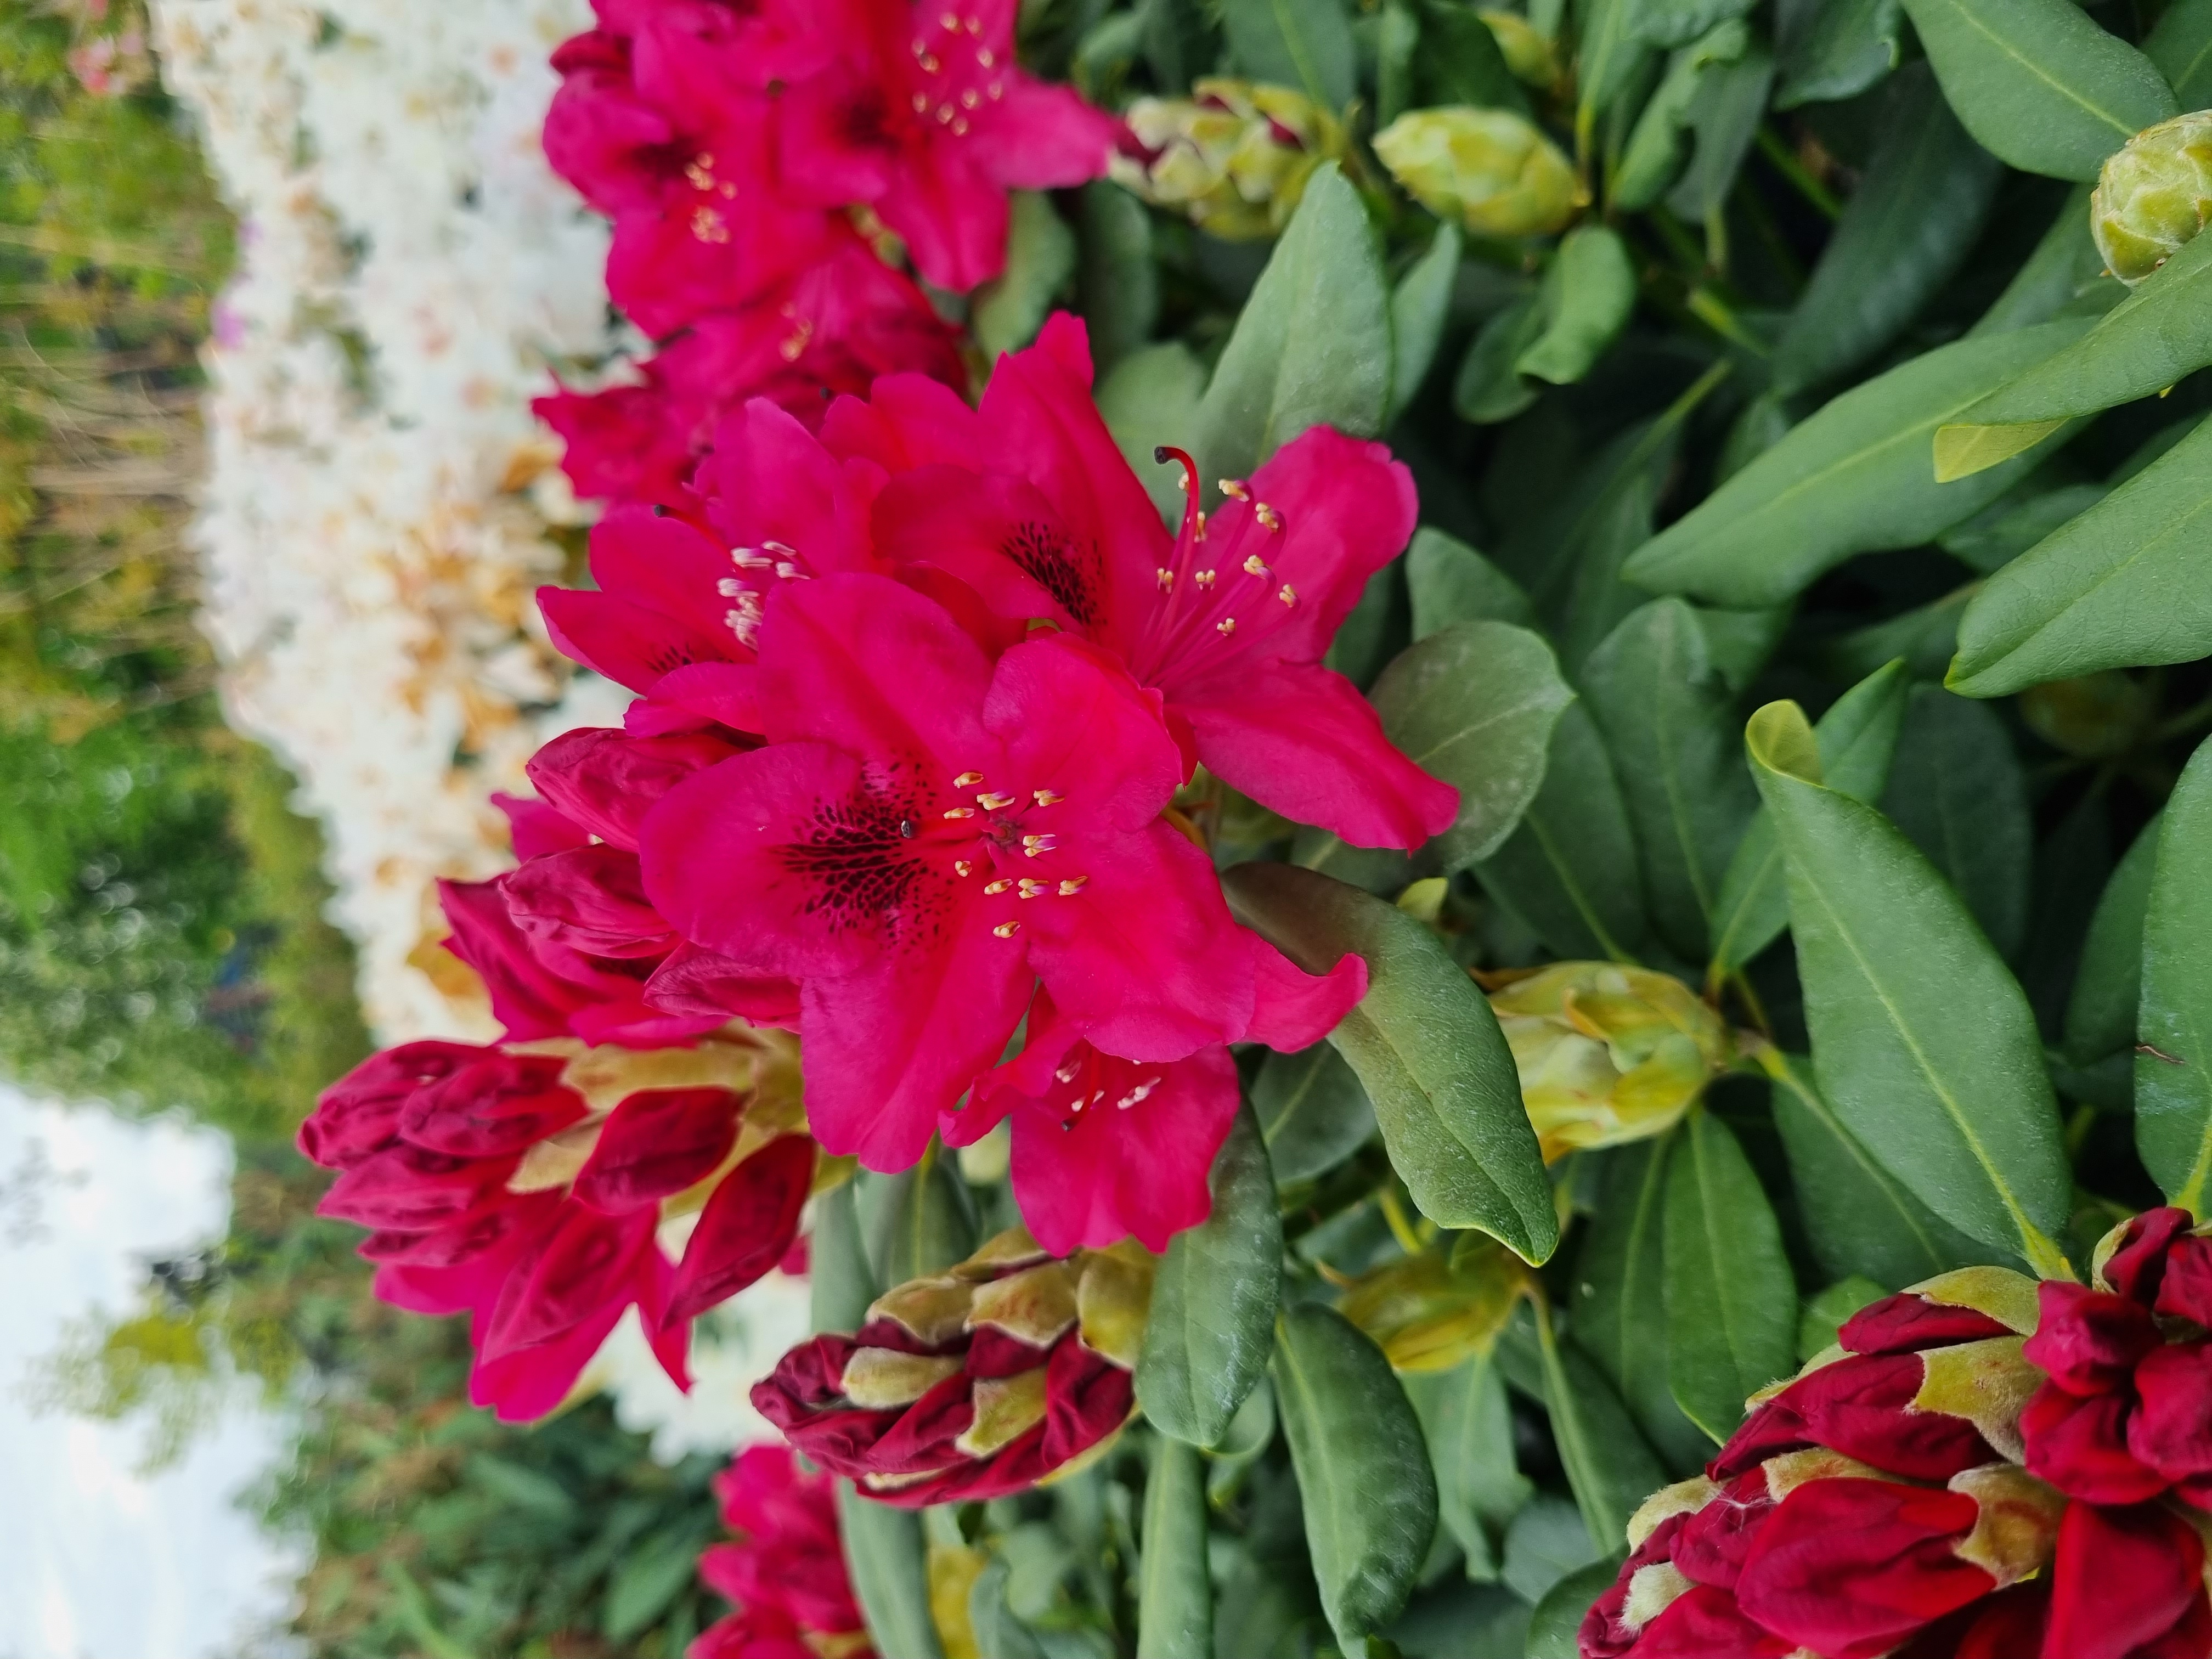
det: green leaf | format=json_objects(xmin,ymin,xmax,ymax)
[
  {"xmin": 1138, "ymin": 1436, "xmax": 1213, "ymax": 1659},
  {"xmin": 860, "ymin": 1144, "xmax": 978, "ymax": 1289},
  {"xmin": 1623, "ymin": 318, "xmax": 2095, "ymax": 606},
  {"xmin": 1897, "ymin": 0, "xmax": 2176, "ymax": 181},
  {"xmin": 1570, "ymin": 1136, "xmax": 1711, "ymax": 1472},
  {"xmin": 1273, "ymin": 1304, "xmax": 1439, "ymax": 1650},
  {"xmin": 1746, "ymin": 700, "xmax": 2073, "ymax": 1271},
  {"xmin": 1663, "ymin": 1110, "xmax": 1799, "ymax": 1442},
  {"xmin": 2148, "ymin": 0, "xmax": 2212, "ymax": 107},
  {"xmin": 1517, "ymin": 227, "xmax": 1638, "ymax": 387},
  {"xmin": 1366, "ymin": 619, "xmax": 1576, "ymax": 871},
  {"xmin": 2137, "ymin": 742, "xmax": 2212, "ymax": 1212},
  {"xmin": 1526, "ymin": 1558, "xmax": 1627, "ymax": 1659},
  {"xmin": 1222, "ymin": 863, "xmax": 1559, "ymax": 1262},
  {"xmin": 1581, "ymin": 599, "xmax": 1759, "ymax": 963},
  {"xmin": 1576, "ymin": 0, "xmax": 1658, "ymax": 153},
  {"xmin": 1416, "ymin": 0, "xmax": 1533, "ymax": 112},
  {"xmin": 1407, "ymin": 527, "xmax": 1534, "ymax": 637},
  {"xmin": 1969, "ymin": 183, "xmax": 2106, "ymax": 337},
  {"xmin": 1613, "ymin": 20, "xmax": 1750, "ymax": 211},
  {"xmin": 968, "ymin": 1558, "xmax": 1045, "ymax": 1659},
  {"xmin": 1222, "ymin": 0, "xmax": 1357, "ymax": 106},
  {"xmin": 1710, "ymin": 659, "xmax": 1911, "ymax": 979},
  {"xmin": 1880, "ymin": 687, "xmax": 2032, "ymax": 960},
  {"xmin": 1532, "ymin": 1306, "xmax": 1668, "ymax": 1552},
  {"xmin": 810, "ymin": 1180, "xmax": 878, "ymax": 1335},
  {"xmin": 1949, "ymin": 415, "xmax": 2212, "ymax": 696},
  {"xmin": 1194, "ymin": 162, "xmax": 1391, "ymax": 482},
  {"xmin": 1097, "ymin": 341, "xmax": 1205, "ymax": 525},
  {"xmin": 1635, "ymin": 0, "xmax": 1756, "ymax": 49},
  {"xmin": 1402, "ymin": 1356, "xmax": 1533, "ymax": 1579},
  {"xmin": 1389, "ymin": 224, "xmax": 1463, "ymax": 424},
  {"xmin": 972, "ymin": 193, "xmax": 1077, "ymax": 360},
  {"xmin": 1941, "ymin": 232, "xmax": 2212, "ymax": 471},
  {"xmin": 1254, "ymin": 1041, "xmax": 1378, "ymax": 1183},
  {"xmin": 1137, "ymin": 1105, "xmax": 1284, "ymax": 1446},
  {"xmin": 1940, "ymin": 481, "xmax": 2108, "ymax": 575},
  {"xmin": 1472, "ymin": 701, "xmax": 1650, "ymax": 962},
  {"xmin": 1799, "ymin": 1276, "xmax": 1890, "ymax": 1358},
  {"xmin": 1378, "ymin": 0, "xmax": 1418, "ymax": 126},
  {"xmin": 1454, "ymin": 294, "xmax": 1544, "ymax": 425},
  {"xmin": 603, "ymin": 1521, "xmax": 707, "ymax": 1641},
  {"xmin": 1776, "ymin": 0, "xmax": 1903, "ymax": 108},
  {"xmin": 1075, "ymin": 180, "xmax": 1157, "ymax": 376},
  {"xmin": 1664, "ymin": 45, "xmax": 1775, "ymax": 227},
  {"xmin": 1502, "ymin": 1494, "xmax": 1602, "ymax": 1604},
  {"xmin": 2064, "ymin": 812, "xmax": 2162, "ymax": 1066},
  {"xmin": 837, "ymin": 1485, "xmax": 946, "ymax": 1659},
  {"xmin": 1762, "ymin": 1046, "xmax": 1983, "ymax": 1287},
  {"xmin": 1773, "ymin": 65, "xmax": 2004, "ymax": 397}
]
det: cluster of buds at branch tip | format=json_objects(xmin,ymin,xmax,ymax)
[
  {"xmin": 2093, "ymin": 112, "xmax": 2212, "ymax": 284},
  {"xmin": 1337, "ymin": 1232, "xmax": 1533, "ymax": 1374},
  {"xmin": 1109, "ymin": 79, "xmax": 1345, "ymax": 240},
  {"xmin": 1370, "ymin": 105, "xmax": 1584, "ymax": 239},
  {"xmin": 1483, "ymin": 962, "xmax": 1731, "ymax": 1163},
  {"xmin": 753, "ymin": 1227, "xmax": 1153, "ymax": 1506}
]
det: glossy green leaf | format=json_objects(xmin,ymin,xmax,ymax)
[
  {"xmin": 1663, "ymin": 1111, "xmax": 1799, "ymax": 1442},
  {"xmin": 1075, "ymin": 180, "xmax": 1157, "ymax": 376},
  {"xmin": 1576, "ymin": 0, "xmax": 1657, "ymax": 148},
  {"xmin": 1799, "ymin": 1277, "xmax": 1890, "ymax": 1358},
  {"xmin": 1273, "ymin": 1304, "xmax": 1439, "ymax": 1650},
  {"xmin": 1949, "ymin": 415, "xmax": 2212, "ymax": 696},
  {"xmin": 1222, "ymin": 0, "xmax": 1357, "ymax": 106},
  {"xmin": 967, "ymin": 1559, "xmax": 1045, "ymax": 1659},
  {"xmin": 1367, "ymin": 619, "xmax": 1576, "ymax": 871},
  {"xmin": 1098, "ymin": 341, "xmax": 1205, "ymax": 524},
  {"xmin": 1414, "ymin": 0, "xmax": 1531, "ymax": 112},
  {"xmin": 810, "ymin": 1180, "xmax": 877, "ymax": 1335},
  {"xmin": 2137, "ymin": 743, "xmax": 2212, "ymax": 1212},
  {"xmin": 973, "ymin": 193, "xmax": 1076, "ymax": 359},
  {"xmin": 1502, "ymin": 1495, "xmax": 1602, "ymax": 1604},
  {"xmin": 1526, "ymin": 1559, "xmax": 1627, "ymax": 1659},
  {"xmin": 1613, "ymin": 20, "xmax": 1750, "ymax": 210},
  {"xmin": 2064, "ymin": 812, "xmax": 2162, "ymax": 1066},
  {"xmin": 1378, "ymin": 0, "xmax": 1418, "ymax": 125},
  {"xmin": 1581, "ymin": 600, "xmax": 1759, "ymax": 963},
  {"xmin": 1454, "ymin": 294, "xmax": 1544, "ymax": 425},
  {"xmin": 1898, "ymin": 0, "xmax": 2176, "ymax": 181},
  {"xmin": 1666, "ymin": 46, "xmax": 1774, "ymax": 226},
  {"xmin": 1570, "ymin": 1137, "xmax": 1710, "ymax": 1473},
  {"xmin": 1764, "ymin": 1047, "xmax": 1983, "ymax": 1288},
  {"xmin": 1406, "ymin": 527, "xmax": 1534, "ymax": 637},
  {"xmin": 1941, "ymin": 233, "xmax": 2212, "ymax": 473},
  {"xmin": 1517, "ymin": 227, "xmax": 1638, "ymax": 386},
  {"xmin": 1138, "ymin": 1436, "xmax": 1212, "ymax": 1659},
  {"xmin": 1223, "ymin": 863, "xmax": 1559, "ymax": 1262},
  {"xmin": 1881, "ymin": 687, "xmax": 2032, "ymax": 960},
  {"xmin": 860, "ymin": 1146, "xmax": 978, "ymax": 1289},
  {"xmin": 1402, "ymin": 1356, "xmax": 1532, "ymax": 1580},
  {"xmin": 1746, "ymin": 700, "xmax": 2073, "ymax": 1271},
  {"xmin": 604, "ymin": 1523, "xmax": 709, "ymax": 1641},
  {"xmin": 1472, "ymin": 701, "xmax": 1649, "ymax": 962},
  {"xmin": 2148, "ymin": 0, "xmax": 2212, "ymax": 106},
  {"xmin": 1776, "ymin": 0, "xmax": 1903, "ymax": 108},
  {"xmin": 1389, "ymin": 224, "xmax": 1462, "ymax": 423},
  {"xmin": 1710, "ymin": 659, "xmax": 1910, "ymax": 979},
  {"xmin": 1254, "ymin": 1041, "xmax": 1378, "ymax": 1184},
  {"xmin": 1194, "ymin": 163, "xmax": 1391, "ymax": 483},
  {"xmin": 1773, "ymin": 65, "xmax": 2002, "ymax": 397},
  {"xmin": 1137, "ymin": 1106, "xmax": 1283, "ymax": 1446},
  {"xmin": 837, "ymin": 1485, "xmax": 945, "ymax": 1659},
  {"xmin": 1533, "ymin": 1309, "xmax": 1668, "ymax": 1552},
  {"xmin": 1623, "ymin": 318, "xmax": 2094, "ymax": 606},
  {"xmin": 1635, "ymin": 0, "xmax": 1756, "ymax": 49}
]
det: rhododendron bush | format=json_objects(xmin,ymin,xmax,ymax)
[{"xmin": 213, "ymin": 0, "xmax": 2212, "ymax": 1649}]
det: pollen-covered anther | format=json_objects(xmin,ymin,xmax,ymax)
[
  {"xmin": 731, "ymin": 547, "xmax": 772, "ymax": 569},
  {"xmin": 1032, "ymin": 789, "xmax": 1065, "ymax": 807},
  {"xmin": 1155, "ymin": 568, "xmax": 1174, "ymax": 590},
  {"xmin": 774, "ymin": 561, "xmax": 808, "ymax": 579},
  {"xmin": 984, "ymin": 878, "xmax": 1012, "ymax": 895},
  {"xmin": 1022, "ymin": 834, "xmax": 1058, "ymax": 856},
  {"xmin": 1217, "ymin": 617, "xmax": 1238, "ymax": 635},
  {"xmin": 1118, "ymin": 1078, "xmax": 1161, "ymax": 1110},
  {"xmin": 1056, "ymin": 876, "xmax": 1088, "ymax": 896},
  {"xmin": 691, "ymin": 205, "xmax": 730, "ymax": 244},
  {"xmin": 961, "ymin": 89, "xmax": 979, "ymax": 109},
  {"xmin": 911, "ymin": 92, "xmax": 929, "ymax": 113},
  {"xmin": 1218, "ymin": 478, "xmax": 1251, "ymax": 500},
  {"xmin": 1018, "ymin": 878, "xmax": 1049, "ymax": 899},
  {"xmin": 1278, "ymin": 584, "xmax": 1297, "ymax": 607},
  {"xmin": 952, "ymin": 117, "xmax": 970, "ymax": 136},
  {"xmin": 919, "ymin": 51, "xmax": 942, "ymax": 73},
  {"xmin": 1242, "ymin": 554, "xmax": 1269, "ymax": 577},
  {"xmin": 1194, "ymin": 569, "xmax": 1216, "ymax": 588},
  {"xmin": 1054, "ymin": 1060, "xmax": 1081, "ymax": 1083},
  {"xmin": 953, "ymin": 771, "xmax": 984, "ymax": 788},
  {"xmin": 1194, "ymin": 511, "xmax": 1207, "ymax": 541},
  {"xmin": 937, "ymin": 104, "xmax": 956, "ymax": 124},
  {"xmin": 1255, "ymin": 502, "xmax": 1283, "ymax": 532},
  {"xmin": 938, "ymin": 9, "xmax": 957, "ymax": 24},
  {"xmin": 944, "ymin": 806, "xmax": 977, "ymax": 820},
  {"xmin": 977, "ymin": 791, "xmax": 1017, "ymax": 810},
  {"xmin": 964, "ymin": 14, "xmax": 981, "ymax": 31},
  {"xmin": 987, "ymin": 79, "xmax": 1003, "ymax": 98},
  {"xmin": 992, "ymin": 921, "xmax": 1020, "ymax": 939},
  {"xmin": 954, "ymin": 859, "xmax": 974, "ymax": 877},
  {"xmin": 762, "ymin": 540, "xmax": 798, "ymax": 557}
]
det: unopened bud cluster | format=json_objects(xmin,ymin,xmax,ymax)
[
  {"xmin": 2093, "ymin": 111, "xmax": 2212, "ymax": 284},
  {"xmin": 1109, "ymin": 79, "xmax": 1345, "ymax": 239}
]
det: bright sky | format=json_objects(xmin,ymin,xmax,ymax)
[{"xmin": 0, "ymin": 1084, "xmax": 301, "ymax": 1659}]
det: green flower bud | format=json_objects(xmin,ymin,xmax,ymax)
[
  {"xmin": 1372, "ymin": 106, "xmax": 1584, "ymax": 238},
  {"xmin": 1109, "ymin": 79, "xmax": 1345, "ymax": 240},
  {"xmin": 1486, "ymin": 962, "xmax": 1730, "ymax": 1162},
  {"xmin": 2091, "ymin": 110, "xmax": 2212, "ymax": 284},
  {"xmin": 1336, "ymin": 1237, "xmax": 1530, "ymax": 1373},
  {"xmin": 1479, "ymin": 10, "xmax": 1559, "ymax": 87}
]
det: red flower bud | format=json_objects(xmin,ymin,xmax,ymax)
[
  {"xmin": 501, "ymin": 844, "xmax": 679, "ymax": 960},
  {"xmin": 300, "ymin": 1040, "xmax": 485, "ymax": 1167},
  {"xmin": 526, "ymin": 726, "xmax": 741, "ymax": 850},
  {"xmin": 753, "ymin": 1229, "xmax": 1152, "ymax": 1507}
]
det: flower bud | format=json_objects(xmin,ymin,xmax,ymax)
[
  {"xmin": 1336, "ymin": 1235, "xmax": 1529, "ymax": 1373},
  {"xmin": 1479, "ymin": 10, "xmax": 1559, "ymax": 87},
  {"xmin": 1109, "ymin": 79, "xmax": 1345, "ymax": 240},
  {"xmin": 2091, "ymin": 111, "xmax": 2212, "ymax": 284},
  {"xmin": 692, "ymin": 1444, "xmax": 875, "ymax": 1659},
  {"xmin": 1485, "ymin": 963, "xmax": 1730, "ymax": 1161},
  {"xmin": 1371, "ymin": 106, "xmax": 1583, "ymax": 238},
  {"xmin": 752, "ymin": 1228, "xmax": 1153, "ymax": 1505}
]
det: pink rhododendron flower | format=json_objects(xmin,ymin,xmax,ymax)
[
  {"xmin": 638, "ymin": 572, "xmax": 1361, "ymax": 1170},
  {"xmin": 775, "ymin": 0, "xmax": 1121, "ymax": 290},
  {"xmin": 691, "ymin": 1445, "xmax": 873, "ymax": 1659},
  {"xmin": 873, "ymin": 316, "xmax": 1459, "ymax": 849}
]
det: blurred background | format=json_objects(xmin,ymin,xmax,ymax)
[{"xmin": 0, "ymin": 4, "xmax": 750, "ymax": 1653}]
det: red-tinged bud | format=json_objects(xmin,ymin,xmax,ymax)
[
  {"xmin": 501, "ymin": 844, "xmax": 679, "ymax": 959},
  {"xmin": 320, "ymin": 1142, "xmax": 515, "ymax": 1232},
  {"xmin": 526, "ymin": 725, "xmax": 741, "ymax": 850},
  {"xmin": 398, "ymin": 1051, "xmax": 584, "ymax": 1159},
  {"xmin": 572, "ymin": 1086, "xmax": 741, "ymax": 1213},
  {"xmin": 663, "ymin": 1133, "xmax": 814, "ymax": 1331},
  {"xmin": 2042, "ymin": 1500, "xmax": 2211, "ymax": 1659},
  {"xmin": 2023, "ymin": 1281, "xmax": 2163, "ymax": 1394},
  {"xmin": 691, "ymin": 1444, "xmax": 875, "ymax": 1659},
  {"xmin": 644, "ymin": 940, "xmax": 802, "ymax": 1026},
  {"xmin": 300, "ymin": 1040, "xmax": 487, "ymax": 1167},
  {"xmin": 753, "ymin": 1228, "xmax": 1152, "ymax": 1507}
]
